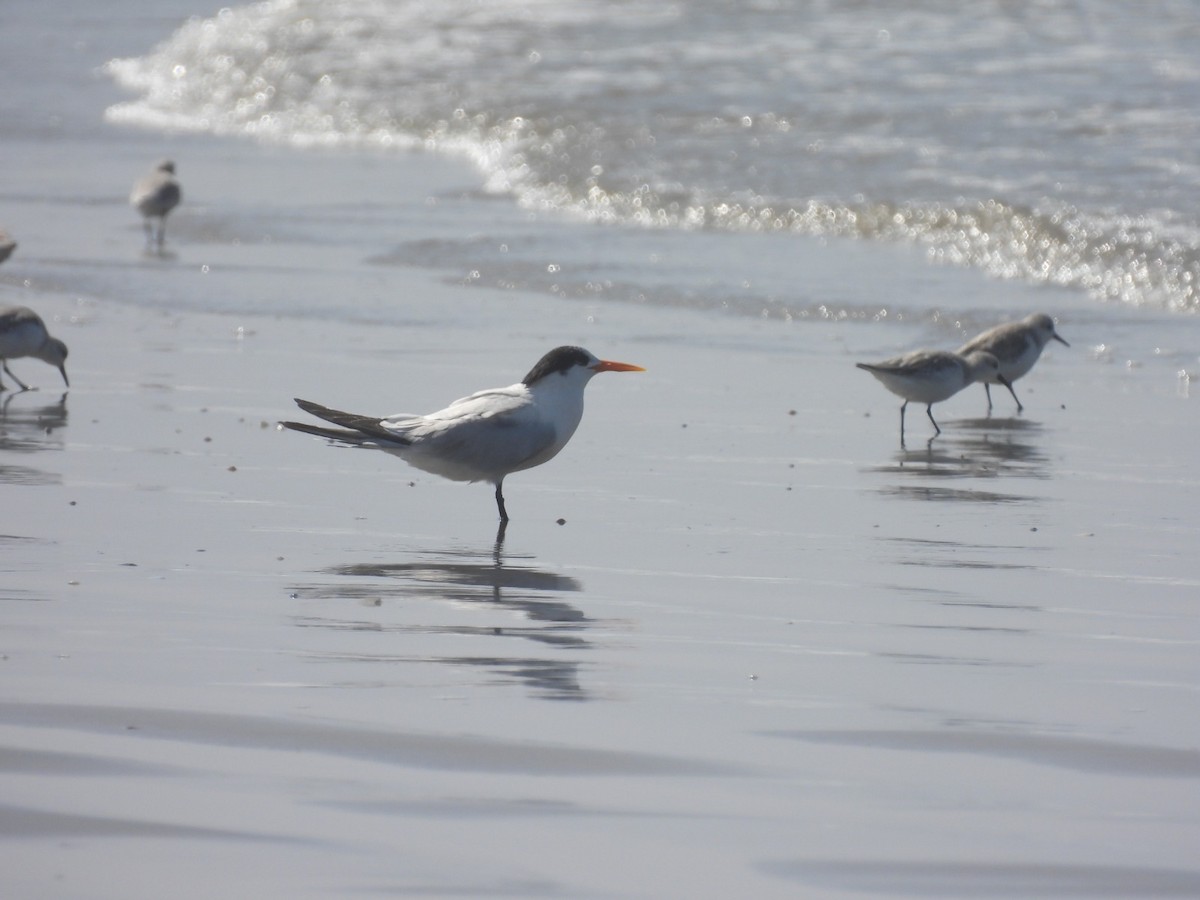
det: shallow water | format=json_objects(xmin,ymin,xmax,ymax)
[
  {"xmin": 104, "ymin": 0, "xmax": 1200, "ymax": 313},
  {"xmin": 2, "ymin": 291, "xmax": 1197, "ymax": 896}
]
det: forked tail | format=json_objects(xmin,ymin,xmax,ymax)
[{"xmin": 280, "ymin": 398, "xmax": 413, "ymax": 447}]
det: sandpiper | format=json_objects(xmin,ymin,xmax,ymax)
[
  {"xmin": 958, "ymin": 313, "xmax": 1069, "ymax": 412},
  {"xmin": 858, "ymin": 349, "xmax": 1007, "ymax": 443},
  {"xmin": 130, "ymin": 160, "xmax": 182, "ymax": 248},
  {"xmin": 0, "ymin": 229, "xmax": 15, "ymax": 265},
  {"xmin": 0, "ymin": 305, "xmax": 69, "ymax": 391}
]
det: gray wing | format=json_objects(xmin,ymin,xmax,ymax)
[
  {"xmin": 396, "ymin": 389, "xmax": 561, "ymax": 480},
  {"xmin": 859, "ymin": 349, "xmax": 958, "ymax": 377},
  {"xmin": 132, "ymin": 174, "xmax": 182, "ymax": 215},
  {"xmin": 959, "ymin": 323, "xmax": 1024, "ymax": 358},
  {"xmin": 0, "ymin": 305, "xmax": 40, "ymax": 335}
]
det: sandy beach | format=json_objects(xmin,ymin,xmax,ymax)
[{"xmin": 3, "ymin": 1, "xmax": 1200, "ymax": 897}]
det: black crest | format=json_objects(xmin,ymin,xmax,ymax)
[{"xmin": 522, "ymin": 346, "xmax": 592, "ymax": 385}]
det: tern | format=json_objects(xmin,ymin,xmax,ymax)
[
  {"xmin": 957, "ymin": 312, "xmax": 1069, "ymax": 412},
  {"xmin": 857, "ymin": 349, "xmax": 1007, "ymax": 443},
  {"xmin": 131, "ymin": 160, "xmax": 182, "ymax": 248},
  {"xmin": 0, "ymin": 305, "xmax": 69, "ymax": 391},
  {"xmin": 281, "ymin": 345, "xmax": 645, "ymax": 522}
]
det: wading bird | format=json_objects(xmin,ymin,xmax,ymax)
[{"xmin": 281, "ymin": 345, "xmax": 645, "ymax": 522}]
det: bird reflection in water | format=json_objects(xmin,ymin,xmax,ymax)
[
  {"xmin": 0, "ymin": 392, "xmax": 68, "ymax": 485},
  {"xmin": 865, "ymin": 416, "xmax": 1049, "ymax": 504},
  {"xmin": 290, "ymin": 524, "xmax": 600, "ymax": 701}
]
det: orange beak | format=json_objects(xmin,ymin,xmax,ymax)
[{"xmin": 593, "ymin": 359, "xmax": 646, "ymax": 373}]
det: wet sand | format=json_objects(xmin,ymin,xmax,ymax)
[
  {"xmin": 2, "ymin": 3, "xmax": 1200, "ymax": 896},
  {"xmin": 3, "ymin": 244, "xmax": 1199, "ymax": 897}
]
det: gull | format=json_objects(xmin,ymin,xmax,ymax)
[
  {"xmin": 281, "ymin": 345, "xmax": 645, "ymax": 522},
  {"xmin": 0, "ymin": 305, "xmax": 69, "ymax": 391},
  {"xmin": 958, "ymin": 313, "xmax": 1069, "ymax": 412},
  {"xmin": 857, "ymin": 349, "xmax": 1007, "ymax": 443},
  {"xmin": 130, "ymin": 160, "xmax": 182, "ymax": 248}
]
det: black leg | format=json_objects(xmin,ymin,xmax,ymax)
[
  {"xmin": 984, "ymin": 383, "xmax": 993, "ymax": 411},
  {"xmin": 925, "ymin": 403, "xmax": 941, "ymax": 436},
  {"xmin": 494, "ymin": 482, "xmax": 509, "ymax": 523},
  {"xmin": 1003, "ymin": 379, "xmax": 1024, "ymax": 413},
  {"xmin": 899, "ymin": 400, "xmax": 908, "ymax": 444},
  {"xmin": 2, "ymin": 360, "xmax": 30, "ymax": 392}
]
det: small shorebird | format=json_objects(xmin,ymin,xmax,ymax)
[
  {"xmin": 857, "ymin": 349, "xmax": 1006, "ymax": 443},
  {"xmin": 130, "ymin": 160, "xmax": 182, "ymax": 248},
  {"xmin": 958, "ymin": 312, "xmax": 1069, "ymax": 412},
  {"xmin": 0, "ymin": 305, "xmax": 69, "ymax": 391},
  {"xmin": 0, "ymin": 230, "xmax": 15, "ymax": 265},
  {"xmin": 281, "ymin": 346, "xmax": 645, "ymax": 522}
]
